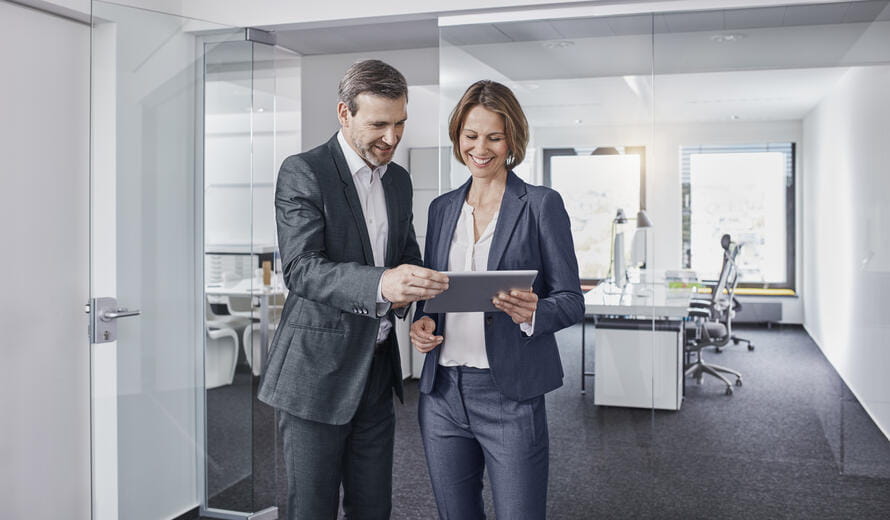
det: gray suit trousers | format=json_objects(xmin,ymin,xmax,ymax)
[{"xmin": 278, "ymin": 339, "xmax": 397, "ymax": 520}]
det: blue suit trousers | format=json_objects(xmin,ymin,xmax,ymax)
[{"xmin": 419, "ymin": 366, "xmax": 549, "ymax": 520}]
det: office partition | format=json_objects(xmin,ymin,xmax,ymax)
[
  {"xmin": 438, "ymin": 3, "xmax": 890, "ymax": 516},
  {"xmin": 90, "ymin": 3, "xmax": 299, "ymax": 518},
  {"xmin": 439, "ymin": 12, "xmax": 666, "ymax": 517}
]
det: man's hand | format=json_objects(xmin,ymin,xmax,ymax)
[
  {"xmin": 410, "ymin": 316, "xmax": 443, "ymax": 353},
  {"xmin": 381, "ymin": 265, "xmax": 449, "ymax": 306},
  {"xmin": 493, "ymin": 288, "xmax": 538, "ymax": 325}
]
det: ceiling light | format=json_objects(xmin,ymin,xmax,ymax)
[
  {"xmin": 541, "ymin": 40, "xmax": 574, "ymax": 49},
  {"xmin": 710, "ymin": 33, "xmax": 747, "ymax": 43}
]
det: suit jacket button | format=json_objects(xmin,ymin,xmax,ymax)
[{"xmin": 485, "ymin": 315, "xmax": 493, "ymax": 326}]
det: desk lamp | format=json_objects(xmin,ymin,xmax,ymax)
[
  {"xmin": 631, "ymin": 209, "xmax": 653, "ymax": 269},
  {"xmin": 609, "ymin": 208, "xmax": 629, "ymax": 288}
]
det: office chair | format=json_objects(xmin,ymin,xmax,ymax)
[
  {"xmin": 715, "ymin": 298, "xmax": 754, "ymax": 352},
  {"xmin": 690, "ymin": 237, "xmax": 754, "ymax": 353},
  {"xmin": 685, "ymin": 234, "xmax": 744, "ymax": 395}
]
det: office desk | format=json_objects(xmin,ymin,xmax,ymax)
[
  {"xmin": 582, "ymin": 280, "xmax": 694, "ymax": 410},
  {"xmin": 206, "ymin": 282, "xmax": 285, "ymax": 373}
]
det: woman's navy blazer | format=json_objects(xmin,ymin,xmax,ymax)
[{"xmin": 415, "ymin": 171, "xmax": 584, "ymax": 402}]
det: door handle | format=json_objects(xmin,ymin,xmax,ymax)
[
  {"xmin": 101, "ymin": 308, "xmax": 141, "ymax": 321},
  {"xmin": 88, "ymin": 297, "xmax": 141, "ymax": 343}
]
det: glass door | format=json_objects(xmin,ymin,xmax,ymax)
[{"xmin": 89, "ymin": 3, "xmax": 290, "ymax": 518}]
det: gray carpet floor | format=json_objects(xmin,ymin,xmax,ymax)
[{"xmin": 202, "ymin": 324, "xmax": 890, "ymax": 519}]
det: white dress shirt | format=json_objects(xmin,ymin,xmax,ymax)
[
  {"xmin": 337, "ymin": 131, "xmax": 392, "ymax": 344},
  {"xmin": 438, "ymin": 202, "xmax": 535, "ymax": 368}
]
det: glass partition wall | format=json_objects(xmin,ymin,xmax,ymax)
[
  {"xmin": 439, "ymin": 1, "xmax": 890, "ymax": 517},
  {"xmin": 440, "ymin": 14, "xmax": 662, "ymax": 519},
  {"xmin": 650, "ymin": 0, "xmax": 890, "ymax": 486},
  {"xmin": 203, "ymin": 35, "xmax": 300, "ymax": 517}
]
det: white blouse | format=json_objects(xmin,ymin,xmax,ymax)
[
  {"xmin": 438, "ymin": 201, "xmax": 496, "ymax": 368},
  {"xmin": 437, "ymin": 202, "xmax": 536, "ymax": 368}
]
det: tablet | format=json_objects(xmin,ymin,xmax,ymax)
[{"xmin": 423, "ymin": 270, "xmax": 538, "ymax": 313}]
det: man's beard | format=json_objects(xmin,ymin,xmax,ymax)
[{"xmin": 355, "ymin": 138, "xmax": 393, "ymax": 167}]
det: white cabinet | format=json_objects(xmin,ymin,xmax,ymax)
[{"xmin": 593, "ymin": 319, "xmax": 684, "ymax": 411}]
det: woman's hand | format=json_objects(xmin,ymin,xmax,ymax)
[
  {"xmin": 410, "ymin": 316, "xmax": 443, "ymax": 353},
  {"xmin": 493, "ymin": 289, "xmax": 538, "ymax": 325}
]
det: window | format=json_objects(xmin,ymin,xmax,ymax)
[
  {"xmin": 681, "ymin": 143, "xmax": 795, "ymax": 290},
  {"xmin": 545, "ymin": 147, "xmax": 645, "ymax": 283}
]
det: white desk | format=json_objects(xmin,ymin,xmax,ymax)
[{"xmin": 581, "ymin": 279, "xmax": 696, "ymax": 410}]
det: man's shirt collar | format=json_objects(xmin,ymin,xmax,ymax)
[{"xmin": 337, "ymin": 130, "xmax": 388, "ymax": 179}]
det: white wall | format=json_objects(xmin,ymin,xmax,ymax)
[
  {"xmin": 0, "ymin": 2, "xmax": 91, "ymax": 518},
  {"xmin": 803, "ymin": 64, "xmax": 890, "ymax": 438}
]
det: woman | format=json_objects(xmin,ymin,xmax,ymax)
[{"xmin": 410, "ymin": 80, "xmax": 584, "ymax": 519}]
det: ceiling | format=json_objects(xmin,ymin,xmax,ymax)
[
  {"xmin": 267, "ymin": 1, "xmax": 890, "ymax": 55},
  {"xmin": 261, "ymin": 1, "xmax": 890, "ymax": 125}
]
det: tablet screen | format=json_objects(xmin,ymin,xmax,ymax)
[{"xmin": 423, "ymin": 270, "xmax": 538, "ymax": 313}]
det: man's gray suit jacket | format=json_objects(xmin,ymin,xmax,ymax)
[{"xmin": 258, "ymin": 133, "xmax": 422, "ymax": 425}]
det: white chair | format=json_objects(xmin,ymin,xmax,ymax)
[
  {"xmin": 205, "ymin": 327, "xmax": 239, "ymax": 388},
  {"xmin": 242, "ymin": 322, "xmax": 277, "ymax": 376},
  {"xmin": 226, "ymin": 292, "xmax": 285, "ymax": 324},
  {"xmin": 206, "ymin": 296, "xmax": 252, "ymax": 333},
  {"xmin": 222, "ymin": 294, "xmax": 255, "ymax": 319}
]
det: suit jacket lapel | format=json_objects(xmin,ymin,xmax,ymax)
[
  {"xmin": 382, "ymin": 172, "xmax": 399, "ymax": 266},
  {"xmin": 328, "ymin": 135, "xmax": 375, "ymax": 266},
  {"xmin": 435, "ymin": 179, "xmax": 471, "ymax": 272},
  {"xmin": 487, "ymin": 172, "xmax": 527, "ymax": 271}
]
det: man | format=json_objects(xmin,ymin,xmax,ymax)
[{"xmin": 258, "ymin": 60, "xmax": 448, "ymax": 519}]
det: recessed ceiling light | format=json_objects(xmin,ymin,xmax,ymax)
[
  {"xmin": 730, "ymin": 115, "xmax": 741, "ymax": 120},
  {"xmin": 711, "ymin": 33, "xmax": 747, "ymax": 43},
  {"xmin": 574, "ymin": 119, "xmax": 583, "ymax": 125},
  {"xmin": 541, "ymin": 40, "xmax": 575, "ymax": 49}
]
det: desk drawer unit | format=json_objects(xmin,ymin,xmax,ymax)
[{"xmin": 593, "ymin": 319, "xmax": 684, "ymax": 411}]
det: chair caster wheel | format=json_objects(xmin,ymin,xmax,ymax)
[
  {"xmin": 715, "ymin": 347, "xmax": 723, "ymax": 353},
  {"xmin": 732, "ymin": 338, "xmax": 740, "ymax": 345},
  {"xmin": 748, "ymin": 344, "xmax": 755, "ymax": 351},
  {"xmin": 735, "ymin": 378, "xmax": 743, "ymax": 387},
  {"xmin": 696, "ymin": 377, "xmax": 703, "ymax": 385},
  {"xmin": 725, "ymin": 387, "xmax": 734, "ymax": 395}
]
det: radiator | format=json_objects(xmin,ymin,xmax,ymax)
[{"xmin": 734, "ymin": 302, "xmax": 782, "ymax": 323}]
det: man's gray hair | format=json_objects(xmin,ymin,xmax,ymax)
[{"xmin": 338, "ymin": 59, "xmax": 408, "ymax": 115}]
